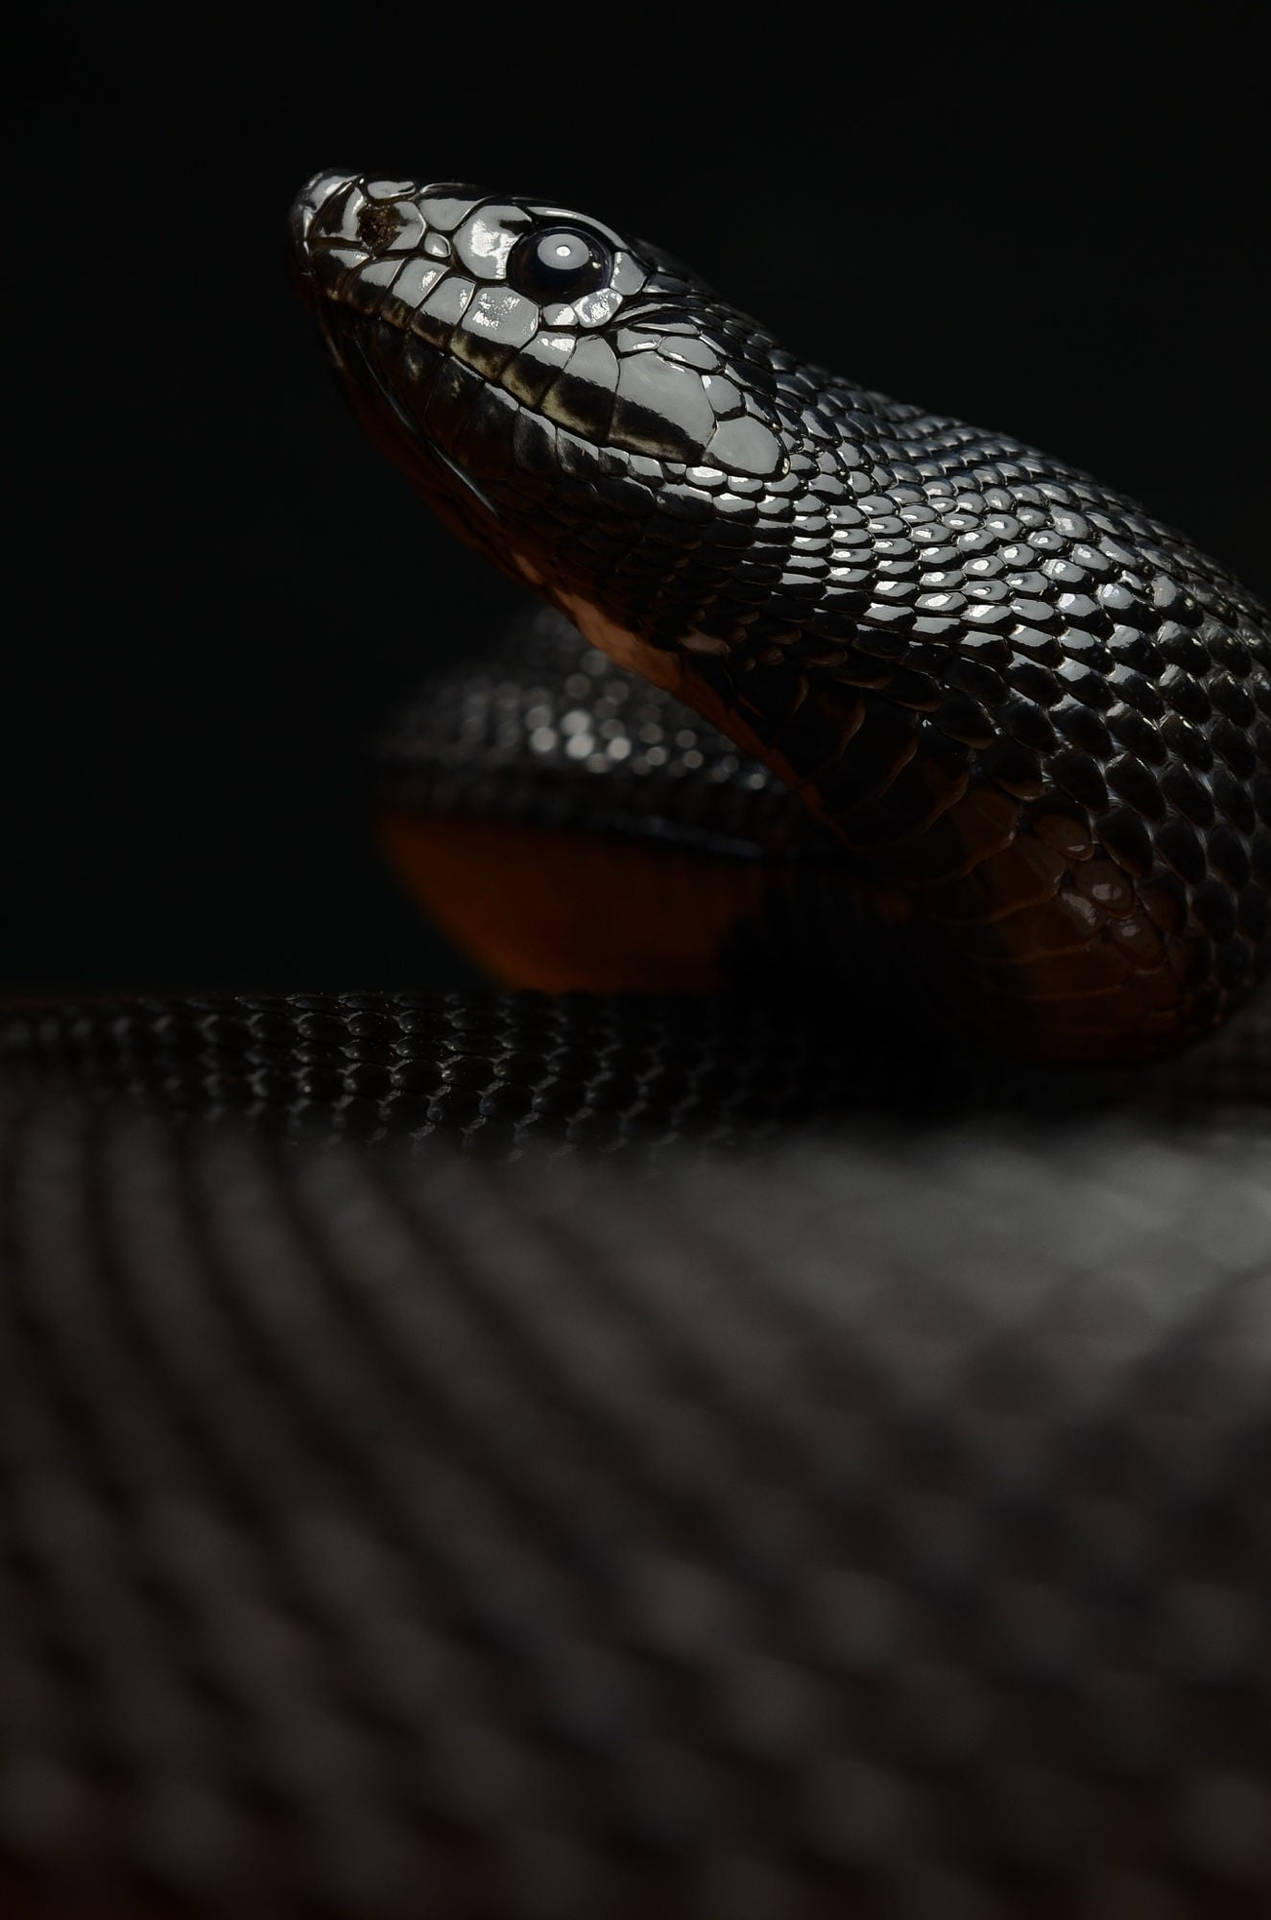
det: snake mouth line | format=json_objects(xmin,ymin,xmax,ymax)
[{"xmin": 349, "ymin": 338, "xmax": 502, "ymax": 522}]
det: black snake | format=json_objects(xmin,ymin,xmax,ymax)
[{"xmin": 0, "ymin": 175, "xmax": 1268, "ymax": 1917}]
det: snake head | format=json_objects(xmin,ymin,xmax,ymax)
[{"xmin": 290, "ymin": 172, "xmax": 792, "ymax": 666}]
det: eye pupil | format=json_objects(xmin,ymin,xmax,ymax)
[{"xmin": 509, "ymin": 225, "xmax": 612, "ymax": 302}]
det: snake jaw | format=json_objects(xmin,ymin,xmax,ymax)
[{"xmin": 350, "ymin": 339, "xmax": 502, "ymax": 522}]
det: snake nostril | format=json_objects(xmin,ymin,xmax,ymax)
[{"xmin": 356, "ymin": 200, "xmax": 404, "ymax": 254}]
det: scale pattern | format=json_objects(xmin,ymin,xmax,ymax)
[
  {"xmin": 380, "ymin": 608, "xmax": 806, "ymax": 856},
  {"xmin": 5, "ymin": 990, "xmax": 1271, "ymax": 1147},
  {"xmin": 0, "ymin": 1102, "xmax": 1269, "ymax": 1918},
  {"xmin": 0, "ymin": 992, "xmax": 873, "ymax": 1155}
]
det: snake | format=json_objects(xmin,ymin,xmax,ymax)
[
  {"xmin": 288, "ymin": 168, "xmax": 1271, "ymax": 1067},
  {"xmin": 0, "ymin": 175, "xmax": 1269, "ymax": 1919}
]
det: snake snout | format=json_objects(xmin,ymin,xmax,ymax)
[{"xmin": 289, "ymin": 169, "xmax": 357, "ymax": 262}]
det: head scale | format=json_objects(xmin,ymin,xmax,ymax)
[{"xmin": 290, "ymin": 172, "xmax": 791, "ymax": 658}]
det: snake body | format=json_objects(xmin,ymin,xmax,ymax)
[
  {"xmin": 1, "ymin": 177, "xmax": 1271, "ymax": 1920},
  {"xmin": 292, "ymin": 170, "xmax": 1271, "ymax": 1063}
]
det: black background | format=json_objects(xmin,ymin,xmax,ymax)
[{"xmin": 6, "ymin": 3, "xmax": 1268, "ymax": 997}]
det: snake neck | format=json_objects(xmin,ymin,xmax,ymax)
[{"xmin": 542, "ymin": 382, "xmax": 1271, "ymax": 1062}]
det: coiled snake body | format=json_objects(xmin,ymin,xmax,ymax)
[
  {"xmin": 292, "ymin": 170, "xmax": 1271, "ymax": 1065},
  {"xmin": 0, "ymin": 177, "xmax": 1269, "ymax": 1920}
]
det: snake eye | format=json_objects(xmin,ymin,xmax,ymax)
[{"xmin": 508, "ymin": 226, "xmax": 612, "ymax": 303}]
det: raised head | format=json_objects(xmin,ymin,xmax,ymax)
[{"xmin": 290, "ymin": 172, "xmax": 793, "ymax": 679}]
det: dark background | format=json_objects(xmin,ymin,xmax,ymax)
[{"xmin": 5, "ymin": 3, "xmax": 1268, "ymax": 997}]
